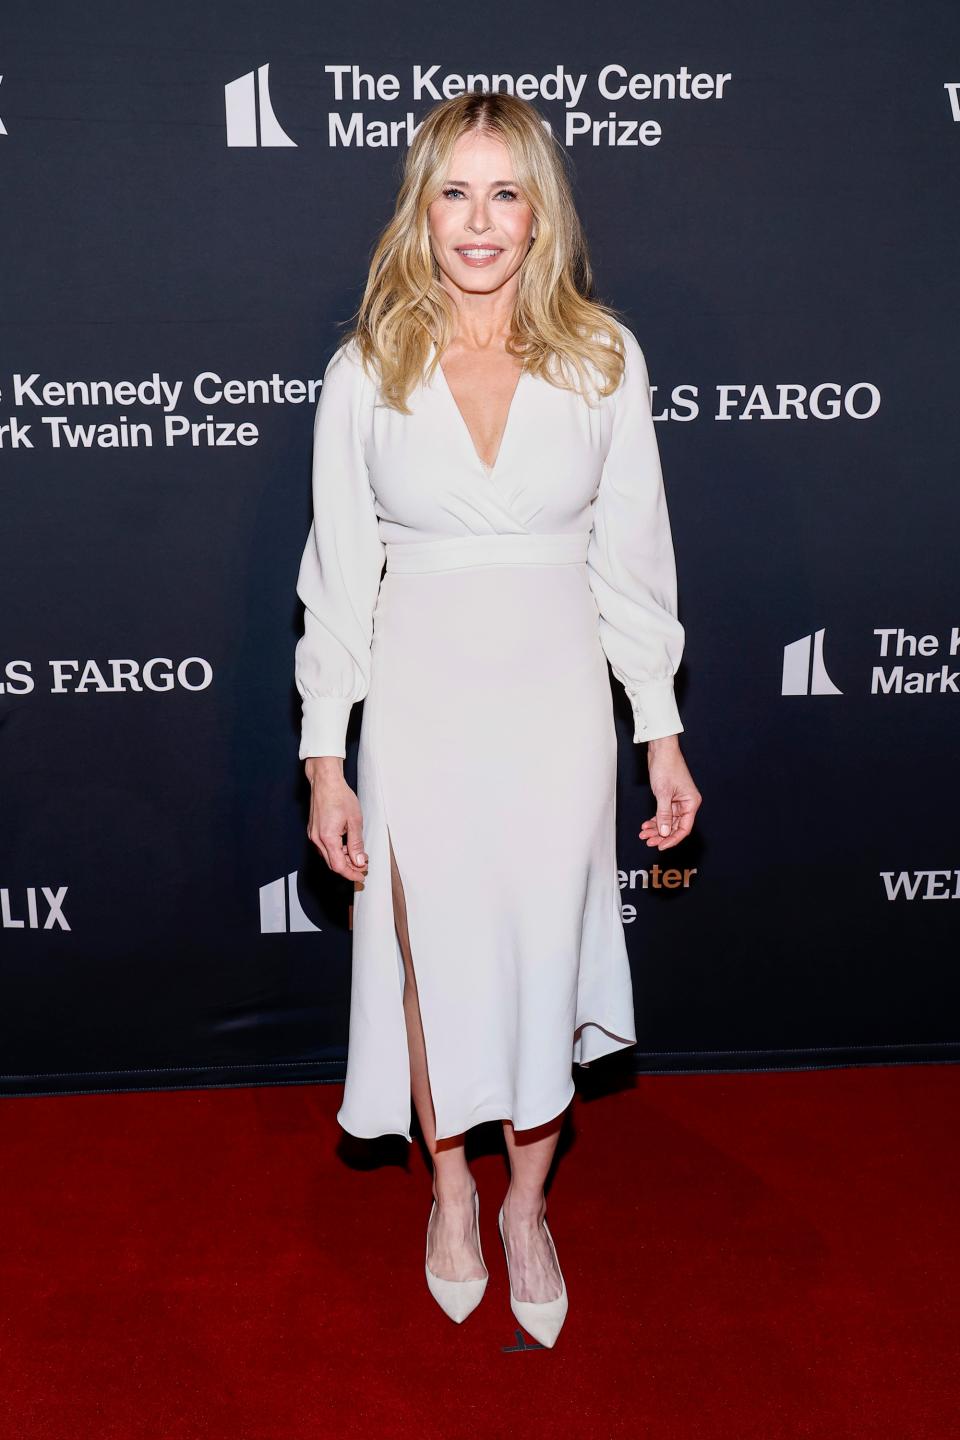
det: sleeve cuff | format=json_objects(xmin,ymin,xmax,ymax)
[
  {"xmin": 298, "ymin": 698, "xmax": 355, "ymax": 760},
  {"xmin": 626, "ymin": 678, "xmax": 684, "ymax": 743}
]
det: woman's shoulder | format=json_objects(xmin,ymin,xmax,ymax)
[
  {"xmin": 318, "ymin": 334, "xmax": 376, "ymax": 406},
  {"xmin": 574, "ymin": 315, "xmax": 648, "ymax": 404},
  {"xmin": 599, "ymin": 315, "xmax": 648, "ymax": 371},
  {"xmin": 312, "ymin": 335, "xmax": 378, "ymax": 435},
  {"xmin": 324, "ymin": 333, "xmax": 365, "ymax": 380},
  {"xmin": 604, "ymin": 318, "xmax": 653, "ymax": 404}
]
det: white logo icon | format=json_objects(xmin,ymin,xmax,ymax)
[
  {"xmin": 225, "ymin": 63, "xmax": 296, "ymax": 148},
  {"xmin": 259, "ymin": 871, "xmax": 320, "ymax": 933},
  {"xmin": 0, "ymin": 76, "xmax": 6, "ymax": 137},
  {"xmin": 781, "ymin": 629, "xmax": 843, "ymax": 696}
]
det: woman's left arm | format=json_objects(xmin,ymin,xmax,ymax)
[{"xmin": 584, "ymin": 321, "xmax": 702, "ymax": 850}]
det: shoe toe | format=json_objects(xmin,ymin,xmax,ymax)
[
  {"xmin": 509, "ymin": 1287, "xmax": 568, "ymax": 1347},
  {"xmin": 425, "ymin": 1265, "xmax": 488, "ymax": 1323}
]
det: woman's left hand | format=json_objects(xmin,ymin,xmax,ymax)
[{"xmin": 640, "ymin": 736, "xmax": 702, "ymax": 850}]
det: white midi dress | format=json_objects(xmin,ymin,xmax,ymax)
[{"xmin": 294, "ymin": 319, "xmax": 685, "ymax": 1143}]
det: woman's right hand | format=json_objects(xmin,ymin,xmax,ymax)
[{"xmin": 305, "ymin": 757, "xmax": 369, "ymax": 881}]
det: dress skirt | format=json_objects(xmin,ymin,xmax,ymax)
[{"xmin": 337, "ymin": 530, "xmax": 639, "ymax": 1143}]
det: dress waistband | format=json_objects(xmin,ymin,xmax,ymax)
[{"xmin": 384, "ymin": 530, "xmax": 591, "ymax": 575}]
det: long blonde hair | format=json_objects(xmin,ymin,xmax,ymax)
[{"xmin": 337, "ymin": 91, "xmax": 629, "ymax": 412}]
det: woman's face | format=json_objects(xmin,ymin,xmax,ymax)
[{"xmin": 426, "ymin": 129, "xmax": 536, "ymax": 299}]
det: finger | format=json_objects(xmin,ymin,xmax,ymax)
[
  {"xmin": 657, "ymin": 800, "xmax": 699, "ymax": 847},
  {"xmin": 320, "ymin": 828, "xmax": 351, "ymax": 875},
  {"xmin": 640, "ymin": 810, "xmax": 686, "ymax": 848},
  {"xmin": 321, "ymin": 830, "xmax": 367, "ymax": 881},
  {"xmin": 662, "ymin": 815, "xmax": 693, "ymax": 845},
  {"xmin": 641, "ymin": 813, "xmax": 674, "ymax": 838},
  {"xmin": 642, "ymin": 794, "xmax": 699, "ymax": 834},
  {"xmin": 345, "ymin": 815, "xmax": 367, "ymax": 869},
  {"xmin": 647, "ymin": 818, "xmax": 680, "ymax": 848},
  {"xmin": 655, "ymin": 804, "xmax": 674, "ymax": 838},
  {"xmin": 667, "ymin": 796, "xmax": 700, "ymax": 840},
  {"xmin": 329, "ymin": 849, "xmax": 366, "ymax": 880}
]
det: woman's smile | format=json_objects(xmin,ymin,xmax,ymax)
[{"xmin": 453, "ymin": 244, "xmax": 505, "ymax": 267}]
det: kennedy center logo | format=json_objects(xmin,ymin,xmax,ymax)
[
  {"xmin": 225, "ymin": 62, "xmax": 296, "ymax": 148},
  {"xmin": 259, "ymin": 871, "xmax": 320, "ymax": 933},
  {"xmin": 781, "ymin": 628, "xmax": 842, "ymax": 697}
]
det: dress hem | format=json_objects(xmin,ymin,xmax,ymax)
[
  {"xmin": 335, "ymin": 1013, "xmax": 639, "ymax": 1144},
  {"xmin": 573, "ymin": 1020, "xmax": 638, "ymax": 1068},
  {"xmin": 336, "ymin": 1077, "xmax": 577, "ymax": 1145}
]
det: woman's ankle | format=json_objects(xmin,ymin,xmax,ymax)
[
  {"xmin": 502, "ymin": 1183, "xmax": 546, "ymax": 1225},
  {"xmin": 432, "ymin": 1172, "xmax": 477, "ymax": 1208}
]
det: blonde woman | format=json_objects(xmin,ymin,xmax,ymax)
[{"xmin": 294, "ymin": 90, "xmax": 701, "ymax": 1348}]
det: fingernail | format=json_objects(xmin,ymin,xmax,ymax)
[
  {"xmin": 659, "ymin": 824, "xmax": 670, "ymax": 836},
  {"xmin": 356, "ymin": 852, "xmax": 366, "ymax": 864}
]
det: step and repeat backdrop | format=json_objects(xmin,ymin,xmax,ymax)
[{"xmin": 2, "ymin": 2, "xmax": 958, "ymax": 1099}]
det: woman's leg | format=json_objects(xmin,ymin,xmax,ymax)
[
  {"xmin": 500, "ymin": 1114, "xmax": 566, "ymax": 1302},
  {"xmin": 390, "ymin": 835, "xmax": 485, "ymax": 1281}
]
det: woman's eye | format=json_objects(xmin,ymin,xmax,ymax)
[{"xmin": 440, "ymin": 187, "xmax": 520, "ymax": 201}]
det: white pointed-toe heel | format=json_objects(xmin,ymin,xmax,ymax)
[
  {"xmin": 424, "ymin": 1188, "xmax": 489, "ymax": 1323},
  {"xmin": 498, "ymin": 1203, "xmax": 569, "ymax": 1349}
]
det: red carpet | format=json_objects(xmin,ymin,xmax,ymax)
[{"xmin": 1, "ymin": 1064, "xmax": 957, "ymax": 1439}]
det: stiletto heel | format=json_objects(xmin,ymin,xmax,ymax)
[
  {"xmin": 498, "ymin": 1203, "xmax": 568, "ymax": 1348},
  {"xmin": 425, "ymin": 1188, "xmax": 489, "ymax": 1323}
]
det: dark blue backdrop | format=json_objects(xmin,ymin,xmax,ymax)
[{"xmin": 1, "ymin": 1, "xmax": 957, "ymax": 1098}]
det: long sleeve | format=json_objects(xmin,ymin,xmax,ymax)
[
  {"xmin": 294, "ymin": 341, "xmax": 385, "ymax": 760},
  {"xmin": 586, "ymin": 323, "xmax": 685, "ymax": 742}
]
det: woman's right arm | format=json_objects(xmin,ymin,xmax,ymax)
[{"xmin": 294, "ymin": 340, "xmax": 385, "ymax": 878}]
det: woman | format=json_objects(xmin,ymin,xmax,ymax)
[{"xmin": 294, "ymin": 90, "xmax": 702, "ymax": 1348}]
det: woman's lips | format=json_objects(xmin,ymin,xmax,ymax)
[{"xmin": 454, "ymin": 246, "xmax": 504, "ymax": 268}]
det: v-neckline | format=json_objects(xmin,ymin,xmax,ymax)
[{"xmin": 431, "ymin": 341, "xmax": 526, "ymax": 480}]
